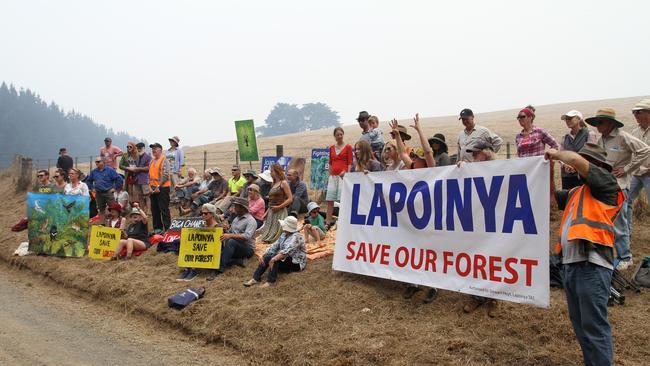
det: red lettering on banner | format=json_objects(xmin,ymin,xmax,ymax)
[
  {"xmin": 443, "ymin": 251, "xmax": 454, "ymax": 273},
  {"xmin": 503, "ymin": 257, "xmax": 518, "ymax": 284},
  {"xmin": 456, "ymin": 253, "xmax": 471, "ymax": 277},
  {"xmin": 410, "ymin": 248, "xmax": 424, "ymax": 270},
  {"xmin": 368, "ymin": 243, "xmax": 382, "ymax": 264},
  {"xmin": 380, "ymin": 245, "xmax": 391, "ymax": 265},
  {"xmin": 345, "ymin": 241, "xmax": 356, "ymax": 260},
  {"xmin": 489, "ymin": 256, "xmax": 502, "ymax": 282},
  {"xmin": 473, "ymin": 254, "xmax": 487, "ymax": 280},
  {"xmin": 355, "ymin": 242, "xmax": 367, "ymax": 262},
  {"xmin": 424, "ymin": 249, "xmax": 437, "ymax": 271},
  {"xmin": 520, "ymin": 259, "xmax": 538, "ymax": 286},
  {"xmin": 395, "ymin": 246, "xmax": 408, "ymax": 267}
]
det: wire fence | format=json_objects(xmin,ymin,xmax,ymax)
[{"xmin": 27, "ymin": 142, "xmax": 518, "ymax": 174}]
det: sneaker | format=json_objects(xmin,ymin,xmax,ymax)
[
  {"xmin": 463, "ymin": 297, "xmax": 484, "ymax": 313},
  {"xmin": 176, "ymin": 269, "xmax": 189, "ymax": 281},
  {"xmin": 183, "ymin": 269, "xmax": 198, "ymax": 281},
  {"xmin": 486, "ymin": 300, "xmax": 498, "ymax": 318},
  {"xmin": 260, "ymin": 282, "xmax": 273, "ymax": 288},
  {"xmin": 423, "ymin": 288, "xmax": 438, "ymax": 304},
  {"xmin": 243, "ymin": 278, "xmax": 260, "ymax": 287},
  {"xmin": 403, "ymin": 285, "xmax": 421, "ymax": 299},
  {"xmin": 616, "ymin": 259, "xmax": 634, "ymax": 271},
  {"xmin": 206, "ymin": 270, "xmax": 218, "ymax": 281}
]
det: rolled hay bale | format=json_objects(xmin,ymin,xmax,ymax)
[{"xmin": 633, "ymin": 193, "xmax": 649, "ymax": 219}]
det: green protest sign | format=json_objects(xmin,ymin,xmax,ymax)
[{"xmin": 235, "ymin": 119, "xmax": 259, "ymax": 162}]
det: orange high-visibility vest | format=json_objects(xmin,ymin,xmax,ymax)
[
  {"xmin": 558, "ymin": 185, "xmax": 624, "ymax": 249},
  {"xmin": 149, "ymin": 156, "xmax": 170, "ymax": 188}
]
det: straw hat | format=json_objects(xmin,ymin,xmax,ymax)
[
  {"xmin": 202, "ymin": 203, "xmax": 217, "ymax": 215},
  {"xmin": 389, "ymin": 125, "xmax": 412, "ymax": 141},
  {"xmin": 632, "ymin": 99, "xmax": 650, "ymax": 111},
  {"xmin": 585, "ymin": 108, "xmax": 624, "ymax": 128},
  {"xmin": 279, "ymin": 216, "xmax": 299, "ymax": 233},
  {"xmin": 168, "ymin": 136, "xmax": 180, "ymax": 145},
  {"xmin": 248, "ymin": 183, "xmax": 260, "ymax": 193}
]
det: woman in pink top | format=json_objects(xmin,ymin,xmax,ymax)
[
  {"xmin": 247, "ymin": 183, "xmax": 265, "ymax": 228},
  {"xmin": 326, "ymin": 127, "xmax": 353, "ymax": 227},
  {"xmin": 515, "ymin": 105, "xmax": 559, "ymax": 157}
]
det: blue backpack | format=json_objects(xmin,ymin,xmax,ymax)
[{"xmin": 167, "ymin": 287, "xmax": 205, "ymax": 310}]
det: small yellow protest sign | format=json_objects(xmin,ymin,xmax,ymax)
[
  {"xmin": 88, "ymin": 225, "xmax": 121, "ymax": 260},
  {"xmin": 178, "ymin": 227, "xmax": 222, "ymax": 269}
]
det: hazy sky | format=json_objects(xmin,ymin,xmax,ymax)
[{"xmin": 2, "ymin": 0, "xmax": 648, "ymax": 146}]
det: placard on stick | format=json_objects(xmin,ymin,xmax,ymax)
[
  {"xmin": 88, "ymin": 225, "xmax": 121, "ymax": 260},
  {"xmin": 235, "ymin": 119, "xmax": 259, "ymax": 162},
  {"xmin": 178, "ymin": 227, "xmax": 223, "ymax": 269}
]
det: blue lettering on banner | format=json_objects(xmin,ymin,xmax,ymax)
[{"xmin": 349, "ymin": 174, "xmax": 537, "ymax": 234}]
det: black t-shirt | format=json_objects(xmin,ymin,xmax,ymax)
[
  {"xmin": 126, "ymin": 221, "xmax": 149, "ymax": 242},
  {"xmin": 556, "ymin": 163, "xmax": 619, "ymax": 209},
  {"xmin": 57, "ymin": 155, "xmax": 74, "ymax": 172}
]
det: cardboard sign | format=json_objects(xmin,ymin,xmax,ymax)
[
  {"xmin": 162, "ymin": 217, "xmax": 205, "ymax": 242},
  {"xmin": 332, "ymin": 157, "xmax": 550, "ymax": 308},
  {"xmin": 178, "ymin": 227, "xmax": 223, "ymax": 269},
  {"xmin": 27, "ymin": 193, "xmax": 90, "ymax": 257},
  {"xmin": 88, "ymin": 225, "xmax": 121, "ymax": 260},
  {"xmin": 235, "ymin": 119, "xmax": 259, "ymax": 161},
  {"xmin": 310, "ymin": 148, "xmax": 329, "ymax": 190}
]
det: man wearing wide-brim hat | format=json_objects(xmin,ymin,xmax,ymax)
[
  {"xmin": 216, "ymin": 196, "xmax": 257, "ymax": 277},
  {"xmin": 628, "ymin": 99, "xmax": 650, "ymax": 223},
  {"xmin": 456, "ymin": 108, "xmax": 503, "ymax": 162},
  {"xmin": 585, "ymin": 107, "xmax": 650, "ymax": 270},
  {"xmin": 545, "ymin": 143, "xmax": 625, "ymax": 366}
]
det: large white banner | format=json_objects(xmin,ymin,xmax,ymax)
[{"xmin": 332, "ymin": 157, "xmax": 550, "ymax": 308}]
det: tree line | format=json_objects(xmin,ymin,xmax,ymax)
[
  {"xmin": 0, "ymin": 82, "xmax": 143, "ymax": 169},
  {"xmin": 256, "ymin": 102, "xmax": 340, "ymax": 137}
]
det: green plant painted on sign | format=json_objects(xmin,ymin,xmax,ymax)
[{"xmin": 235, "ymin": 119, "xmax": 259, "ymax": 162}]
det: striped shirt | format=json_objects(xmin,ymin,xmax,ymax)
[{"xmin": 515, "ymin": 127, "xmax": 559, "ymax": 157}]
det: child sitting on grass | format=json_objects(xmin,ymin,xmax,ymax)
[{"xmin": 303, "ymin": 202, "xmax": 327, "ymax": 247}]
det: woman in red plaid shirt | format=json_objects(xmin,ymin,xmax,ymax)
[{"xmin": 515, "ymin": 105, "xmax": 559, "ymax": 157}]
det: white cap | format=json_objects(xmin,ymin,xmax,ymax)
[{"xmin": 561, "ymin": 110, "xmax": 583, "ymax": 121}]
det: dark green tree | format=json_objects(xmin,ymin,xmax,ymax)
[{"xmin": 256, "ymin": 102, "xmax": 340, "ymax": 137}]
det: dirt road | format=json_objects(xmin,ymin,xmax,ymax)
[{"xmin": 0, "ymin": 264, "xmax": 245, "ymax": 366}]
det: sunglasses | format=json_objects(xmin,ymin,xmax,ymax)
[
  {"xmin": 127, "ymin": 146, "xmax": 133, "ymax": 149},
  {"xmin": 53, "ymin": 175, "xmax": 60, "ymax": 178},
  {"xmin": 633, "ymin": 110, "xmax": 646, "ymax": 116},
  {"xmin": 95, "ymin": 161, "xmax": 102, "ymax": 163},
  {"xmin": 200, "ymin": 211, "xmax": 211, "ymax": 215},
  {"xmin": 516, "ymin": 115, "xmax": 526, "ymax": 120}
]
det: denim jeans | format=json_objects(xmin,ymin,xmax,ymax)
[
  {"xmin": 613, "ymin": 188, "xmax": 631, "ymax": 261},
  {"xmin": 219, "ymin": 238, "xmax": 254, "ymax": 272},
  {"xmin": 253, "ymin": 253, "xmax": 301, "ymax": 283},
  {"xmin": 627, "ymin": 175, "xmax": 650, "ymax": 231},
  {"xmin": 562, "ymin": 262, "xmax": 613, "ymax": 366}
]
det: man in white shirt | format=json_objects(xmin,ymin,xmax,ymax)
[{"xmin": 456, "ymin": 108, "xmax": 503, "ymax": 162}]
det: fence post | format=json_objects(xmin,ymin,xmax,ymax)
[
  {"xmin": 35, "ymin": 159, "xmax": 39, "ymax": 171},
  {"xmin": 276, "ymin": 145, "xmax": 283, "ymax": 158},
  {"xmin": 203, "ymin": 151, "xmax": 207, "ymax": 172},
  {"xmin": 75, "ymin": 157, "xmax": 78, "ymax": 169},
  {"xmin": 235, "ymin": 150, "xmax": 240, "ymax": 166},
  {"xmin": 506, "ymin": 142, "xmax": 511, "ymax": 159},
  {"xmin": 48, "ymin": 159, "xmax": 51, "ymax": 173},
  {"xmin": 89, "ymin": 156, "xmax": 93, "ymax": 175}
]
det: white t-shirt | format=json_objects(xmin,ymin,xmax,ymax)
[{"xmin": 64, "ymin": 182, "xmax": 90, "ymax": 196}]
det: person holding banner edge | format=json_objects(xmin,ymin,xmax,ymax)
[{"xmin": 545, "ymin": 143, "xmax": 624, "ymax": 366}]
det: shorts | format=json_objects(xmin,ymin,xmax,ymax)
[
  {"xmin": 306, "ymin": 226, "xmax": 325, "ymax": 240},
  {"xmin": 326, "ymin": 175, "xmax": 341, "ymax": 201}
]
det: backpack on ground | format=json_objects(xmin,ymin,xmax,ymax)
[{"xmin": 168, "ymin": 287, "xmax": 205, "ymax": 310}]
